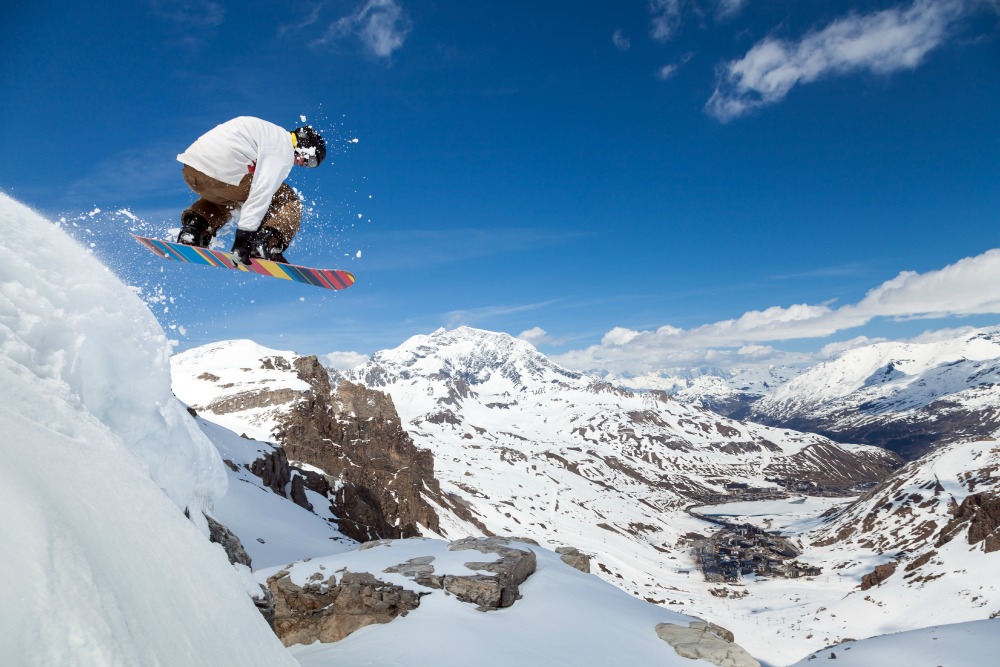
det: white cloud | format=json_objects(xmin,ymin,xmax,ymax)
[
  {"xmin": 705, "ymin": 0, "xmax": 969, "ymax": 121},
  {"xmin": 517, "ymin": 327, "xmax": 569, "ymax": 347},
  {"xmin": 321, "ymin": 351, "xmax": 370, "ymax": 370},
  {"xmin": 314, "ymin": 0, "xmax": 411, "ymax": 59},
  {"xmin": 715, "ymin": 0, "xmax": 747, "ymax": 21},
  {"xmin": 612, "ymin": 29, "xmax": 631, "ymax": 51},
  {"xmin": 554, "ymin": 247, "xmax": 1000, "ymax": 374},
  {"xmin": 657, "ymin": 64, "xmax": 679, "ymax": 80},
  {"xmin": 649, "ymin": 0, "xmax": 684, "ymax": 42}
]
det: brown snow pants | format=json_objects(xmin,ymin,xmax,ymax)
[{"xmin": 181, "ymin": 165, "xmax": 301, "ymax": 245}]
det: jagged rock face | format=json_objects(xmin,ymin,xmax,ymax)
[
  {"xmin": 266, "ymin": 569, "xmax": 422, "ymax": 646},
  {"xmin": 445, "ymin": 537, "xmax": 536, "ymax": 609},
  {"xmin": 937, "ymin": 492, "xmax": 1000, "ymax": 553},
  {"xmin": 206, "ymin": 514, "xmax": 253, "ymax": 568},
  {"xmin": 275, "ymin": 358, "xmax": 444, "ymax": 543},
  {"xmin": 172, "ymin": 342, "xmax": 447, "ymax": 544}
]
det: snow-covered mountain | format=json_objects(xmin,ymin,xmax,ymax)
[
  {"xmin": 606, "ymin": 365, "xmax": 801, "ymax": 418},
  {"xmin": 7, "ymin": 187, "xmax": 999, "ymax": 667},
  {"xmin": 683, "ymin": 434, "xmax": 1000, "ymax": 663},
  {"xmin": 2, "ymin": 191, "xmax": 770, "ymax": 667},
  {"xmin": 800, "ymin": 436, "xmax": 1000, "ymax": 635},
  {"xmin": 345, "ymin": 326, "xmax": 898, "ymax": 499},
  {"xmin": 750, "ymin": 329, "xmax": 1000, "ymax": 459},
  {"xmin": 170, "ymin": 326, "xmax": 1000, "ymax": 664},
  {"xmin": 170, "ymin": 327, "xmax": 903, "ymax": 659}
]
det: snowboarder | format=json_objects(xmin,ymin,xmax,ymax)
[{"xmin": 175, "ymin": 116, "xmax": 326, "ymax": 265}]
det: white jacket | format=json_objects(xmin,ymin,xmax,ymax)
[{"xmin": 177, "ymin": 117, "xmax": 294, "ymax": 232}]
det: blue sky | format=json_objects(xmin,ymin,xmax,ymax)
[{"xmin": 2, "ymin": 0, "xmax": 999, "ymax": 373}]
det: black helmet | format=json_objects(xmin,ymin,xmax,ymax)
[{"xmin": 292, "ymin": 126, "xmax": 327, "ymax": 168}]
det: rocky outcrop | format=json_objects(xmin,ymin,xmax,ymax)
[
  {"xmin": 266, "ymin": 568, "xmax": 422, "ymax": 646},
  {"xmin": 860, "ymin": 561, "xmax": 898, "ymax": 590},
  {"xmin": 556, "ymin": 546, "xmax": 591, "ymax": 573},
  {"xmin": 383, "ymin": 537, "xmax": 537, "ymax": 611},
  {"xmin": 250, "ymin": 447, "xmax": 291, "ymax": 496},
  {"xmin": 656, "ymin": 620, "xmax": 760, "ymax": 667},
  {"xmin": 205, "ymin": 514, "xmax": 275, "ymax": 628},
  {"xmin": 274, "ymin": 358, "xmax": 448, "ymax": 542},
  {"xmin": 247, "ymin": 445, "xmax": 320, "ymax": 513},
  {"xmin": 443, "ymin": 537, "xmax": 536, "ymax": 610},
  {"xmin": 266, "ymin": 537, "xmax": 538, "ymax": 646},
  {"xmin": 206, "ymin": 514, "xmax": 253, "ymax": 567},
  {"xmin": 937, "ymin": 492, "xmax": 1000, "ymax": 553}
]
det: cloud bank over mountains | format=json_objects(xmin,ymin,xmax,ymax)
[{"xmin": 547, "ymin": 247, "xmax": 1000, "ymax": 373}]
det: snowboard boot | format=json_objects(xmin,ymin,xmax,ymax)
[
  {"xmin": 249, "ymin": 226, "xmax": 289, "ymax": 264},
  {"xmin": 177, "ymin": 212, "xmax": 212, "ymax": 247}
]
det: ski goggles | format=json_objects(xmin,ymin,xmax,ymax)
[{"xmin": 295, "ymin": 147, "xmax": 321, "ymax": 168}]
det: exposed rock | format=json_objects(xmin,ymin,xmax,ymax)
[
  {"xmin": 383, "ymin": 556, "xmax": 436, "ymax": 579},
  {"xmin": 206, "ymin": 388, "xmax": 303, "ymax": 415},
  {"xmin": 555, "ymin": 546, "xmax": 591, "ymax": 573},
  {"xmin": 250, "ymin": 447, "xmax": 291, "ymax": 496},
  {"xmin": 384, "ymin": 537, "xmax": 537, "ymax": 611},
  {"xmin": 275, "ymin": 360, "xmax": 449, "ymax": 542},
  {"xmin": 205, "ymin": 514, "xmax": 274, "ymax": 629},
  {"xmin": 206, "ymin": 514, "xmax": 252, "ymax": 568},
  {"xmin": 656, "ymin": 620, "xmax": 760, "ymax": 667},
  {"xmin": 860, "ymin": 562, "xmax": 898, "ymax": 590},
  {"xmin": 266, "ymin": 569, "xmax": 422, "ymax": 647},
  {"xmin": 289, "ymin": 475, "xmax": 312, "ymax": 512},
  {"xmin": 448, "ymin": 537, "xmax": 536, "ymax": 610},
  {"xmin": 937, "ymin": 492, "xmax": 1000, "ymax": 553},
  {"xmin": 254, "ymin": 584, "xmax": 277, "ymax": 631}
]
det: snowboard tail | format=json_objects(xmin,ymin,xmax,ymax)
[{"xmin": 133, "ymin": 235, "xmax": 355, "ymax": 291}]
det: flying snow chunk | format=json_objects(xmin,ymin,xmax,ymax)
[{"xmin": 356, "ymin": 250, "xmax": 362, "ymax": 259}]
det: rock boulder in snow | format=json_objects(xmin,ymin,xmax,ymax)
[
  {"xmin": 656, "ymin": 620, "xmax": 760, "ymax": 667},
  {"xmin": 267, "ymin": 568, "xmax": 422, "ymax": 646}
]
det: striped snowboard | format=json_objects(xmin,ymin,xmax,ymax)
[{"xmin": 133, "ymin": 235, "xmax": 355, "ymax": 291}]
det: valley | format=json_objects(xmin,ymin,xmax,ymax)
[{"xmin": 169, "ymin": 327, "xmax": 1000, "ymax": 664}]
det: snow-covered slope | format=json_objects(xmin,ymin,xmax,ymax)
[
  {"xmin": 799, "ymin": 437, "xmax": 1000, "ymax": 638},
  {"xmin": 0, "ymin": 192, "xmax": 296, "ymax": 665},
  {"xmin": 751, "ymin": 329, "xmax": 1000, "ymax": 458},
  {"xmin": 256, "ymin": 539, "xmax": 743, "ymax": 667},
  {"xmin": 607, "ymin": 365, "xmax": 801, "ymax": 417},
  {"xmin": 692, "ymin": 434, "xmax": 1000, "ymax": 663},
  {"xmin": 789, "ymin": 619, "xmax": 1000, "ymax": 666},
  {"xmin": 346, "ymin": 326, "xmax": 897, "ymax": 503}
]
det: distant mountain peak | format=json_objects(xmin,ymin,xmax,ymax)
[{"xmin": 366, "ymin": 325, "xmax": 582, "ymax": 389}]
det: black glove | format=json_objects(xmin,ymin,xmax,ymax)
[{"xmin": 231, "ymin": 229, "xmax": 254, "ymax": 266}]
